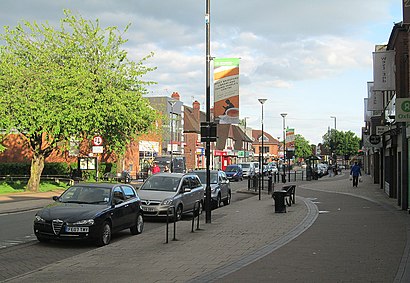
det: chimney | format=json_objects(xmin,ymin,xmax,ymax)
[
  {"xmin": 171, "ymin": 91, "xmax": 180, "ymax": 101},
  {"xmin": 193, "ymin": 100, "xmax": 200, "ymax": 121}
]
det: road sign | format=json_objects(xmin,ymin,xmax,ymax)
[
  {"xmin": 369, "ymin": 135, "xmax": 381, "ymax": 145},
  {"xmin": 376, "ymin": 126, "xmax": 389, "ymax": 136},
  {"xmin": 92, "ymin": 136, "xmax": 103, "ymax": 146}
]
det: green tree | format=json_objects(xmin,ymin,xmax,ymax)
[
  {"xmin": 294, "ymin": 134, "xmax": 312, "ymax": 159},
  {"xmin": 0, "ymin": 11, "xmax": 157, "ymax": 191},
  {"xmin": 323, "ymin": 130, "xmax": 360, "ymax": 161}
]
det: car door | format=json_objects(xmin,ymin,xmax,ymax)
[
  {"xmin": 120, "ymin": 185, "xmax": 139, "ymax": 226},
  {"xmin": 219, "ymin": 171, "xmax": 228, "ymax": 199},
  {"xmin": 190, "ymin": 175, "xmax": 203, "ymax": 210},
  {"xmin": 179, "ymin": 177, "xmax": 193, "ymax": 212},
  {"xmin": 111, "ymin": 186, "xmax": 129, "ymax": 230}
]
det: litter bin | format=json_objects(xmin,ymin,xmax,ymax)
[{"xmin": 272, "ymin": 190, "xmax": 287, "ymax": 213}]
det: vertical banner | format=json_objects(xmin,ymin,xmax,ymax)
[
  {"xmin": 286, "ymin": 128, "xmax": 295, "ymax": 151},
  {"xmin": 364, "ymin": 98, "xmax": 370, "ymax": 122},
  {"xmin": 367, "ymin": 81, "xmax": 383, "ymax": 111},
  {"xmin": 214, "ymin": 58, "xmax": 240, "ymax": 124},
  {"xmin": 373, "ymin": 50, "xmax": 396, "ymax": 91}
]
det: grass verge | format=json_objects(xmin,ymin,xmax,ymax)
[{"xmin": 0, "ymin": 180, "xmax": 69, "ymax": 195}]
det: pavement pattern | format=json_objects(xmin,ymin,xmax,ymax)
[{"xmin": 1, "ymin": 172, "xmax": 409, "ymax": 283}]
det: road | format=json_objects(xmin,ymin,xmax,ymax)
[{"xmin": 0, "ymin": 180, "xmax": 252, "ymax": 282}]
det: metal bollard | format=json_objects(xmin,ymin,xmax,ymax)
[
  {"xmin": 191, "ymin": 201, "xmax": 201, "ymax": 232},
  {"xmin": 268, "ymin": 175, "xmax": 273, "ymax": 193},
  {"xmin": 166, "ymin": 206, "xmax": 177, "ymax": 243}
]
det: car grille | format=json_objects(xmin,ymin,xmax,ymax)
[
  {"xmin": 52, "ymin": 219, "xmax": 64, "ymax": 235},
  {"xmin": 141, "ymin": 200, "xmax": 161, "ymax": 206}
]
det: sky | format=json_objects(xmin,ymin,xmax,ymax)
[{"xmin": 0, "ymin": 0, "xmax": 403, "ymax": 144}]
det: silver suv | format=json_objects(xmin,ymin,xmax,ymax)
[{"xmin": 137, "ymin": 173, "xmax": 204, "ymax": 221}]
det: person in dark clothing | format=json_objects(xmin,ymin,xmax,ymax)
[{"xmin": 350, "ymin": 162, "xmax": 361, "ymax": 187}]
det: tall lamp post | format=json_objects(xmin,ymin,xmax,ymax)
[
  {"xmin": 205, "ymin": 0, "xmax": 212, "ymax": 223},
  {"xmin": 168, "ymin": 100, "xmax": 177, "ymax": 173},
  {"xmin": 258, "ymin": 99, "xmax": 267, "ymax": 200},
  {"xmin": 280, "ymin": 113, "xmax": 287, "ymax": 183},
  {"xmin": 330, "ymin": 116, "xmax": 337, "ymax": 130}
]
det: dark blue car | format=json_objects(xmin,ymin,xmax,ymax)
[{"xmin": 224, "ymin": 164, "xmax": 243, "ymax": 181}]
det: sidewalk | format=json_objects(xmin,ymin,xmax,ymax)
[
  {"xmin": 2, "ymin": 182, "xmax": 313, "ymax": 283},
  {"xmin": 2, "ymin": 173, "xmax": 409, "ymax": 282}
]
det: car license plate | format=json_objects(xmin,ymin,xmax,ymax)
[
  {"xmin": 66, "ymin": 226, "xmax": 89, "ymax": 233},
  {"xmin": 142, "ymin": 206, "xmax": 156, "ymax": 212}
]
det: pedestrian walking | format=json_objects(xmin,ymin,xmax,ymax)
[{"xmin": 350, "ymin": 161, "xmax": 361, "ymax": 187}]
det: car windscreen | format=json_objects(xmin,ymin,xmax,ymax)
[
  {"xmin": 225, "ymin": 166, "xmax": 238, "ymax": 172},
  {"xmin": 240, "ymin": 164, "xmax": 250, "ymax": 169},
  {"xmin": 193, "ymin": 171, "xmax": 218, "ymax": 184},
  {"xmin": 141, "ymin": 175, "xmax": 181, "ymax": 191},
  {"xmin": 59, "ymin": 186, "xmax": 111, "ymax": 204}
]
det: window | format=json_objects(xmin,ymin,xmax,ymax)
[
  {"xmin": 113, "ymin": 187, "xmax": 125, "ymax": 201},
  {"xmin": 122, "ymin": 185, "xmax": 136, "ymax": 199}
]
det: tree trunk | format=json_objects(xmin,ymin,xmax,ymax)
[{"xmin": 27, "ymin": 154, "xmax": 45, "ymax": 192}]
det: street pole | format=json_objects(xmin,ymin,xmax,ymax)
[
  {"xmin": 280, "ymin": 113, "xmax": 287, "ymax": 183},
  {"xmin": 168, "ymin": 100, "xmax": 176, "ymax": 173},
  {"xmin": 330, "ymin": 116, "xmax": 337, "ymax": 130},
  {"xmin": 205, "ymin": 0, "xmax": 212, "ymax": 223},
  {"xmin": 258, "ymin": 99, "xmax": 267, "ymax": 200}
]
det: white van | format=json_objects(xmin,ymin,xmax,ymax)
[
  {"xmin": 252, "ymin": 162, "xmax": 260, "ymax": 175},
  {"xmin": 239, "ymin": 162, "xmax": 256, "ymax": 178}
]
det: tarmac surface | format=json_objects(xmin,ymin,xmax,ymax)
[{"xmin": 1, "ymin": 172, "xmax": 410, "ymax": 282}]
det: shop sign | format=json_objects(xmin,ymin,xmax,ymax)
[{"xmin": 396, "ymin": 98, "xmax": 410, "ymax": 122}]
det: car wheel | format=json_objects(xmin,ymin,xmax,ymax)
[
  {"xmin": 175, "ymin": 204, "xmax": 183, "ymax": 221},
  {"xmin": 96, "ymin": 221, "xmax": 112, "ymax": 247},
  {"xmin": 223, "ymin": 191, "xmax": 231, "ymax": 206},
  {"xmin": 130, "ymin": 212, "xmax": 144, "ymax": 235}
]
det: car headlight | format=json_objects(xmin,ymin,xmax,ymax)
[
  {"xmin": 161, "ymin": 198, "xmax": 174, "ymax": 205},
  {"xmin": 73, "ymin": 219, "xmax": 94, "ymax": 225},
  {"xmin": 34, "ymin": 215, "xmax": 45, "ymax": 223}
]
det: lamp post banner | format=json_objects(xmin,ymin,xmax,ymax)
[
  {"xmin": 372, "ymin": 50, "xmax": 396, "ymax": 91},
  {"xmin": 213, "ymin": 58, "xmax": 240, "ymax": 125},
  {"xmin": 286, "ymin": 128, "xmax": 295, "ymax": 151}
]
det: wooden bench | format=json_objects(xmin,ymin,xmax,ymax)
[{"xmin": 282, "ymin": 185, "xmax": 296, "ymax": 206}]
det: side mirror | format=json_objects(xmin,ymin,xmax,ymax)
[
  {"xmin": 183, "ymin": 187, "xmax": 192, "ymax": 193},
  {"xmin": 52, "ymin": 196, "xmax": 59, "ymax": 201}
]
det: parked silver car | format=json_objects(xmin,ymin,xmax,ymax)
[
  {"xmin": 191, "ymin": 170, "xmax": 231, "ymax": 209},
  {"xmin": 137, "ymin": 173, "xmax": 204, "ymax": 221}
]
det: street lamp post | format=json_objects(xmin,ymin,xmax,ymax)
[
  {"xmin": 258, "ymin": 99, "xmax": 267, "ymax": 200},
  {"xmin": 330, "ymin": 116, "xmax": 337, "ymax": 130},
  {"xmin": 280, "ymin": 113, "xmax": 287, "ymax": 183},
  {"xmin": 168, "ymin": 100, "xmax": 177, "ymax": 173},
  {"xmin": 205, "ymin": 0, "xmax": 212, "ymax": 223}
]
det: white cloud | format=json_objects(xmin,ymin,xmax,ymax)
[{"xmin": 0, "ymin": 0, "xmax": 401, "ymax": 144}]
